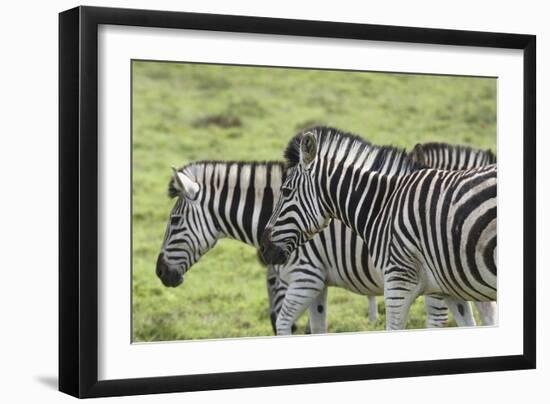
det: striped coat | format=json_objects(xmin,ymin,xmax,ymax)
[
  {"xmin": 158, "ymin": 158, "xmax": 487, "ymax": 335},
  {"xmin": 262, "ymin": 127, "xmax": 497, "ymax": 330}
]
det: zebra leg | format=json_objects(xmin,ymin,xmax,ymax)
[
  {"xmin": 424, "ymin": 295, "xmax": 449, "ymax": 327},
  {"xmin": 276, "ymin": 270, "xmax": 327, "ymax": 336},
  {"xmin": 383, "ymin": 266, "xmax": 422, "ymax": 330},
  {"xmin": 474, "ymin": 301, "xmax": 497, "ymax": 325},
  {"xmin": 265, "ymin": 266, "xmax": 297, "ymax": 334},
  {"xmin": 306, "ymin": 286, "xmax": 328, "ymax": 334},
  {"xmin": 368, "ymin": 295, "xmax": 378, "ymax": 323},
  {"xmin": 265, "ymin": 265, "xmax": 279, "ymax": 334},
  {"xmin": 444, "ymin": 297, "xmax": 476, "ymax": 327}
]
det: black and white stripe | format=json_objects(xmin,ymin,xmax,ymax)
[
  {"xmin": 409, "ymin": 142, "xmax": 497, "ymax": 324},
  {"xmin": 157, "ymin": 161, "xmax": 386, "ymax": 334},
  {"xmin": 268, "ymin": 141, "xmax": 498, "ymax": 329},
  {"xmin": 157, "ymin": 157, "xmax": 482, "ymax": 335},
  {"xmin": 410, "ymin": 142, "xmax": 496, "ymax": 170},
  {"xmin": 262, "ymin": 127, "xmax": 497, "ymax": 330}
]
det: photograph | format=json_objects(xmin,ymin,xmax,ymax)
[
  {"xmin": 131, "ymin": 60, "xmax": 497, "ymax": 342},
  {"xmin": 55, "ymin": 5, "xmax": 537, "ymax": 398}
]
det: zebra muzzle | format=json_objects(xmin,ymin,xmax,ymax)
[
  {"xmin": 260, "ymin": 228, "xmax": 288, "ymax": 265},
  {"xmin": 156, "ymin": 253, "xmax": 184, "ymax": 287}
]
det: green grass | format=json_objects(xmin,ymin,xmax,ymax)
[{"xmin": 132, "ymin": 61, "xmax": 496, "ymax": 342}]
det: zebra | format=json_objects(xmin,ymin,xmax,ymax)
[
  {"xmin": 267, "ymin": 142, "xmax": 498, "ymax": 328},
  {"xmin": 261, "ymin": 127, "xmax": 497, "ymax": 330},
  {"xmin": 156, "ymin": 160, "xmax": 482, "ymax": 335}
]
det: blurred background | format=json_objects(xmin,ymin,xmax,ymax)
[{"xmin": 132, "ymin": 60, "xmax": 496, "ymax": 342}]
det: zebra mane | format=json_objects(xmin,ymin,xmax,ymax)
[
  {"xmin": 168, "ymin": 160, "xmax": 286, "ymax": 198},
  {"xmin": 284, "ymin": 126, "xmax": 421, "ymax": 175},
  {"xmin": 410, "ymin": 142, "xmax": 496, "ymax": 166}
]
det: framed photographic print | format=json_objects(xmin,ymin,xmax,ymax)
[{"xmin": 59, "ymin": 5, "xmax": 536, "ymax": 398}]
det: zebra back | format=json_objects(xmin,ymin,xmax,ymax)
[{"xmin": 410, "ymin": 142, "xmax": 496, "ymax": 170}]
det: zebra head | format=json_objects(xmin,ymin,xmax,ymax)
[
  {"xmin": 261, "ymin": 130, "xmax": 330, "ymax": 265},
  {"xmin": 156, "ymin": 167, "xmax": 221, "ymax": 287}
]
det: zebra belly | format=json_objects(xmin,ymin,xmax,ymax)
[
  {"xmin": 326, "ymin": 276, "xmax": 382, "ymax": 296},
  {"xmin": 423, "ymin": 260, "xmax": 496, "ymax": 301}
]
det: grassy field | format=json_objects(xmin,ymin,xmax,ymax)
[{"xmin": 132, "ymin": 61, "xmax": 496, "ymax": 342}]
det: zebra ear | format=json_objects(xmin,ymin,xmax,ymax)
[
  {"xmin": 171, "ymin": 167, "xmax": 199, "ymax": 199},
  {"xmin": 300, "ymin": 132, "xmax": 317, "ymax": 167}
]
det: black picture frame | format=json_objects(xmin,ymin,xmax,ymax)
[{"xmin": 59, "ymin": 5, "xmax": 536, "ymax": 398}]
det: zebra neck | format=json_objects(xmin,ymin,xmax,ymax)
[
  {"xmin": 205, "ymin": 162, "xmax": 284, "ymax": 248},
  {"xmin": 326, "ymin": 164, "xmax": 399, "ymax": 244}
]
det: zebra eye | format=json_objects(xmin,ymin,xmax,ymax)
[
  {"xmin": 281, "ymin": 187, "xmax": 292, "ymax": 198},
  {"xmin": 170, "ymin": 215, "xmax": 182, "ymax": 225}
]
